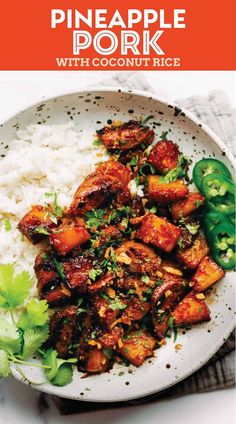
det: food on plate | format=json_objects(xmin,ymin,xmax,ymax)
[
  {"xmin": 192, "ymin": 256, "xmax": 225, "ymax": 292},
  {"xmin": 96, "ymin": 120, "xmax": 154, "ymax": 151},
  {"xmin": 171, "ymin": 192, "xmax": 205, "ymax": 221},
  {"xmin": 0, "ymin": 117, "xmax": 234, "ymax": 388},
  {"xmin": 176, "ymin": 234, "xmax": 209, "ymax": 269},
  {"xmin": 148, "ymin": 140, "xmax": 180, "ymax": 173},
  {"xmin": 148, "ymin": 176, "xmax": 189, "ymax": 204},
  {"xmin": 172, "ymin": 293, "xmax": 211, "ymax": 326}
]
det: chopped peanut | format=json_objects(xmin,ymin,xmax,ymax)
[
  {"xmin": 162, "ymin": 266, "xmax": 183, "ymax": 276},
  {"xmin": 98, "ymin": 306, "xmax": 106, "ymax": 318},
  {"xmin": 107, "ymin": 287, "xmax": 116, "ymax": 299},
  {"xmin": 196, "ymin": 293, "xmax": 205, "ymax": 300},
  {"xmin": 116, "ymin": 252, "xmax": 132, "ymax": 265},
  {"xmin": 175, "ymin": 344, "xmax": 183, "ymax": 351},
  {"xmin": 118, "ymin": 338, "xmax": 123, "ymax": 348},
  {"xmin": 165, "ymin": 290, "xmax": 173, "ymax": 298},
  {"xmin": 88, "ymin": 340, "xmax": 97, "ymax": 346}
]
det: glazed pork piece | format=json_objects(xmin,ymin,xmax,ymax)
[
  {"xmin": 85, "ymin": 348, "xmax": 111, "ymax": 373},
  {"xmin": 48, "ymin": 306, "xmax": 82, "ymax": 357},
  {"xmin": 95, "ymin": 158, "xmax": 131, "ymax": 186},
  {"xmin": 17, "ymin": 205, "xmax": 58, "ymax": 244},
  {"xmin": 35, "ymin": 252, "xmax": 71, "ymax": 306},
  {"xmin": 68, "ymin": 172, "xmax": 131, "ymax": 216},
  {"xmin": 115, "ymin": 240, "xmax": 162, "ymax": 276},
  {"xmin": 96, "ymin": 120, "xmax": 155, "ymax": 151},
  {"xmin": 148, "ymin": 140, "xmax": 180, "ymax": 174},
  {"xmin": 62, "ymin": 256, "xmax": 93, "ymax": 293},
  {"xmin": 151, "ymin": 273, "xmax": 187, "ymax": 339},
  {"xmin": 92, "ymin": 294, "xmax": 122, "ymax": 328}
]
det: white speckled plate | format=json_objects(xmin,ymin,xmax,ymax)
[{"xmin": 0, "ymin": 88, "xmax": 235, "ymax": 402}]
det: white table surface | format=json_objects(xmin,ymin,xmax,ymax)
[{"xmin": 0, "ymin": 70, "xmax": 235, "ymax": 424}]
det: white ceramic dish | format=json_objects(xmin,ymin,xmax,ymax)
[{"xmin": 0, "ymin": 88, "xmax": 235, "ymax": 402}]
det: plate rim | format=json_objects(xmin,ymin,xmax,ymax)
[{"xmin": 2, "ymin": 86, "xmax": 235, "ymax": 402}]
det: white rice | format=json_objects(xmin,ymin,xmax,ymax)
[{"xmin": 0, "ymin": 122, "xmax": 109, "ymax": 285}]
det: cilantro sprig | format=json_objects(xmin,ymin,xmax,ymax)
[
  {"xmin": 86, "ymin": 209, "xmax": 105, "ymax": 230},
  {"xmin": 0, "ymin": 264, "xmax": 77, "ymax": 386}
]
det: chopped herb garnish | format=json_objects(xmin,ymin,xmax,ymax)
[
  {"xmin": 128, "ymin": 156, "xmax": 139, "ymax": 167},
  {"xmin": 52, "ymin": 259, "xmax": 65, "ymax": 281},
  {"xmin": 159, "ymin": 154, "xmax": 189, "ymax": 184},
  {"xmin": 141, "ymin": 275, "xmax": 150, "ymax": 283},
  {"xmin": 101, "ymin": 294, "xmax": 127, "ymax": 311},
  {"xmin": 4, "ymin": 219, "xmax": 12, "ymax": 231},
  {"xmin": 35, "ymin": 227, "xmax": 50, "ymax": 235},
  {"xmin": 149, "ymin": 206, "xmax": 157, "ymax": 213},
  {"xmin": 93, "ymin": 138, "xmax": 102, "ymax": 146},
  {"xmin": 45, "ymin": 191, "xmax": 63, "ymax": 220},
  {"xmin": 139, "ymin": 163, "xmax": 156, "ymax": 176},
  {"xmin": 103, "ymin": 348, "xmax": 113, "ymax": 359},
  {"xmin": 168, "ymin": 316, "xmax": 175, "ymax": 328},
  {"xmin": 88, "ymin": 268, "xmax": 103, "ymax": 281},
  {"xmin": 86, "ymin": 209, "xmax": 105, "ymax": 230},
  {"xmin": 159, "ymin": 131, "xmax": 168, "ymax": 140},
  {"xmin": 141, "ymin": 115, "xmax": 154, "ymax": 125}
]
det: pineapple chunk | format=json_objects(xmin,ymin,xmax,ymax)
[
  {"xmin": 86, "ymin": 348, "xmax": 110, "ymax": 373},
  {"xmin": 193, "ymin": 256, "xmax": 225, "ymax": 292},
  {"xmin": 172, "ymin": 292, "xmax": 210, "ymax": 325},
  {"xmin": 17, "ymin": 205, "xmax": 58, "ymax": 244},
  {"xmin": 137, "ymin": 213, "xmax": 181, "ymax": 253},
  {"xmin": 148, "ymin": 175, "xmax": 189, "ymax": 204},
  {"xmin": 117, "ymin": 331, "xmax": 156, "ymax": 367},
  {"xmin": 49, "ymin": 225, "xmax": 90, "ymax": 255},
  {"xmin": 177, "ymin": 235, "xmax": 209, "ymax": 269},
  {"xmin": 171, "ymin": 192, "xmax": 205, "ymax": 221}
]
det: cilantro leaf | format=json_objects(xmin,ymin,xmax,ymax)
[
  {"xmin": 0, "ymin": 318, "xmax": 21, "ymax": 355},
  {"xmin": 44, "ymin": 191, "xmax": 63, "ymax": 222},
  {"xmin": 52, "ymin": 259, "xmax": 65, "ymax": 281},
  {"xmin": 51, "ymin": 363, "xmax": 73, "ymax": 387},
  {"xmin": 141, "ymin": 115, "xmax": 154, "ymax": 125},
  {"xmin": 4, "ymin": 220, "xmax": 12, "ymax": 232},
  {"xmin": 21, "ymin": 326, "xmax": 49, "ymax": 360},
  {"xmin": 86, "ymin": 209, "xmax": 105, "ymax": 230},
  {"xmin": 35, "ymin": 227, "xmax": 50, "ymax": 235},
  {"xmin": 141, "ymin": 275, "xmax": 150, "ymax": 283},
  {"xmin": 160, "ymin": 131, "xmax": 168, "ymax": 140},
  {"xmin": 0, "ymin": 350, "xmax": 11, "ymax": 377},
  {"xmin": 18, "ymin": 299, "xmax": 49, "ymax": 330},
  {"xmin": 127, "ymin": 156, "xmax": 139, "ymax": 167},
  {"xmin": 93, "ymin": 138, "xmax": 102, "ymax": 146},
  {"xmin": 43, "ymin": 349, "xmax": 59, "ymax": 380},
  {"xmin": 0, "ymin": 264, "xmax": 32, "ymax": 310},
  {"xmin": 88, "ymin": 268, "xmax": 103, "ymax": 281},
  {"xmin": 101, "ymin": 294, "xmax": 127, "ymax": 311},
  {"xmin": 168, "ymin": 316, "xmax": 175, "ymax": 328},
  {"xmin": 43, "ymin": 349, "xmax": 76, "ymax": 386}
]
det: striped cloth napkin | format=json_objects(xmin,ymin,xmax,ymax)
[{"xmin": 50, "ymin": 72, "xmax": 235, "ymax": 414}]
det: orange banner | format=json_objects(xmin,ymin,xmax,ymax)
[{"xmin": 0, "ymin": 0, "xmax": 235, "ymax": 70}]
